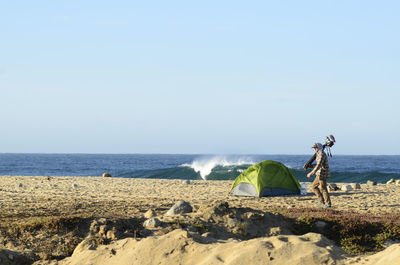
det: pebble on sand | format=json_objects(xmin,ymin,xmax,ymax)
[
  {"xmin": 102, "ymin": 173, "xmax": 112, "ymax": 178},
  {"xmin": 367, "ymin": 180, "xmax": 377, "ymax": 186},
  {"xmin": 341, "ymin": 184, "xmax": 353, "ymax": 192},
  {"xmin": 386, "ymin": 178, "xmax": 395, "ymax": 184}
]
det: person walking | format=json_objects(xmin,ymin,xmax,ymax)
[{"xmin": 307, "ymin": 142, "xmax": 331, "ymax": 209}]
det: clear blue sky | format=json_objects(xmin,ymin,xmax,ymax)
[{"xmin": 1, "ymin": 1, "xmax": 399, "ymax": 155}]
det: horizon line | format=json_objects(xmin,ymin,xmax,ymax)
[{"xmin": 0, "ymin": 152, "xmax": 399, "ymax": 156}]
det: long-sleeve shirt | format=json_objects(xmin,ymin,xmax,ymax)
[{"xmin": 310, "ymin": 150, "xmax": 330, "ymax": 180}]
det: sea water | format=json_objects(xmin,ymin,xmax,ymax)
[{"xmin": 0, "ymin": 153, "xmax": 399, "ymax": 183}]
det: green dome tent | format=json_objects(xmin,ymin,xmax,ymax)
[{"xmin": 230, "ymin": 160, "xmax": 301, "ymax": 197}]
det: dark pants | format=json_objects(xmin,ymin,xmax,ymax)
[{"xmin": 312, "ymin": 176, "xmax": 331, "ymax": 205}]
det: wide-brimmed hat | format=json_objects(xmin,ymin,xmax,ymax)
[{"xmin": 312, "ymin": 143, "xmax": 323, "ymax": 149}]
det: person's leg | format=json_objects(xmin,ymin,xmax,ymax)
[
  {"xmin": 312, "ymin": 176, "xmax": 324, "ymax": 204},
  {"xmin": 319, "ymin": 178, "xmax": 331, "ymax": 206}
]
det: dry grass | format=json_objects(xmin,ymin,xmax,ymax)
[{"xmin": 273, "ymin": 206, "xmax": 400, "ymax": 254}]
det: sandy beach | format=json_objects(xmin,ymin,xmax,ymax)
[{"xmin": 1, "ymin": 175, "xmax": 400, "ymax": 264}]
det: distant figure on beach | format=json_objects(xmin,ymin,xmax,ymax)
[{"xmin": 307, "ymin": 142, "xmax": 331, "ymax": 209}]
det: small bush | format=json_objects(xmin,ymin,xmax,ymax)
[{"xmin": 272, "ymin": 206, "xmax": 400, "ymax": 255}]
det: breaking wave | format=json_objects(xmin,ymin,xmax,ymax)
[
  {"xmin": 180, "ymin": 156, "xmax": 255, "ymax": 180},
  {"xmin": 1, "ymin": 153, "xmax": 399, "ymax": 183}
]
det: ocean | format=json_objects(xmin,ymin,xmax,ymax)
[{"xmin": 0, "ymin": 154, "xmax": 399, "ymax": 183}]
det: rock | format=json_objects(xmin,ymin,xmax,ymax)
[
  {"xmin": 327, "ymin": 183, "xmax": 338, "ymax": 191},
  {"xmin": 89, "ymin": 220, "xmax": 99, "ymax": 233},
  {"xmin": 165, "ymin": 200, "xmax": 193, "ymax": 216},
  {"xmin": 246, "ymin": 212, "xmax": 264, "ymax": 221},
  {"xmin": 383, "ymin": 239, "xmax": 400, "ymax": 248},
  {"xmin": 102, "ymin": 172, "xmax": 112, "ymax": 178},
  {"xmin": 351, "ymin": 183, "xmax": 361, "ymax": 189},
  {"xmin": 98, "ymin": 225, "xmax": 107, "ymax": 236},
  {"xmin": 227, "ymin": 217, "xmax": 240, "ymax": 228},
  {"xmin": 183, "ymin": 179, "xmax": 191, "ymax": 184},
  {"xmin": 367, "ymin": 180, "xmax": 377, "ymax": 186},
  {"xmin": 0, "ymin": 249, "xmax": 32, "ymax": 265},
  {"xmin": 268, "ymin": 227, "xmax": 282, "ymax": 236},
  {"xmin": 73, "ymin": 238, "xmax": 97, "ymax": 254},
  {"xmin": 396, "ymin": 180, "xmax": 400, "ymax": 186},
  {"xmin": 315, "ymin": 221, "xmax": 328, "ymax": 230},
  {"xmin": 72, "ymin": 183, "xmax": 78, "ymax": 188},
  {"xmin": 144, "ymin": 209, "xmax": 157, "ymax": 219},
  {"xmin": 98, "ymin": 218, "xmax": 108, "ymax": 224},
  {"xmin": 201, "ymin": 232, "xmax": 213, "ymax": 238},
  {"xmin": 17, "ymin": 183, "xmax": 23, "ymax": 188},
  {"xmin": 143, "ymin": 218, "xmax": 161, "ymax": 228},
  {"xmin": 386, "ymin": 178, "xmax": 395, "ymax": 184},
  {"xmin": 341, "ymin": 185, "xmax": 353, "ymax": 192},
  {"xmin": 106, "ymin": 230, "xmax": 117, "ymax": 240}
]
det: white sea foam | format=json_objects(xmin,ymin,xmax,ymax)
[{"xmin": 181, "ymin": 156, "xmax": 254, "ymax": 180}]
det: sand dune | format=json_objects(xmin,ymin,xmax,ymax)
[{"xmin": 39, "ymin": 229, "xmax": 400, "ymax": 265}]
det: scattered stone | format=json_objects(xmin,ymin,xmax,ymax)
[
  {"xmin": 386, "ymin": 178, "xmax": 395, "ymax": 184},
  {"xmin": 383, "ymin": 239, "xmax": 400, "ymax": 248},
  {"xmin": 73, "ymin": 238, "xmax": 97, "ymax": 254},
  {"xmin": 98, "ymin": 225, "xmax": 107, "ymax": 236},
  {"xmin": 0, "ymin": 249, "xmax": 32, "ymax": 265},
  {"xmin": 246, "ymin": 212, "xmax": 264, "ymax": 221},
  {"xmin": 89, "ymin": 220, "xmax": 100, "ymax": 234},
  {"xmin": 351, "ymin": 183, "xmax": 361, "ymax": 190},
  {"xmin": 341, "ymin": 185, "xmax": 353, "ymax": 192},
  {"xmin": 144, "ymin": 209, "xmax": 157, "ymax": 219},
  {"xmin": 165, "ymin": 200, "xmax": 193, "ymax": 216},
  {"xmin": 183, "ymin": 179, "xmax": 191, "ymax": 184},
  {"xmin": 327, "ymin": 183, "xmax": 338, "ymax": 191},
  {"xmin": 202, "ymin": 232, "xmax": 213, "ymax": 238},
  {"xmin": 17, "ymin": 183, "xmax": 23, "ymax": 188},
  {"xmin": 102, "ymin": 172, "xmax": 112, "ymax": 178},
  {"xmin": 106, "ymin": 230, "xmax": 117, "ymax": 240},
  {"xmin": 227, "ymin": 217, "xmax": 239, "ymax": 228},
  {"xmin": 72, "ymin": 183, "xmax": 78, "ymax": 188},
  {"xmin": 98, "ymin": 218, "xmax": 108, "ymax": 224},
  {"xmin": 315, "ymin": 221, "xmax": 328, "ymax": 230},
  {"xmin": 367, "ymin": 180, "xmax": 377, "ymax": 186},
  {"xmin": 143, "ymin": 218, "xmax": 161, "ymax": 228}
]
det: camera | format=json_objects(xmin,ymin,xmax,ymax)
[
  {"xmin": 303, "ymin": 134, "xmax": 336, "ymax": 170},
  {"xmin": 324, "ymin": 135, "xmax": 336, "ymax": 148}
]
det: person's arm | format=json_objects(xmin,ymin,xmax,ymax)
[{"xmin": 309, "ymin": 151, "xmax": 323, "ymax": 176}]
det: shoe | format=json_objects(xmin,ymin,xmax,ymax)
[
  {"xmin": 316, "ymin": 201, "xmax": 324, "ymax": 206},
  {"xmin": 323, "ymin": 204, "xmax": 331, "ymax": 209}
]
